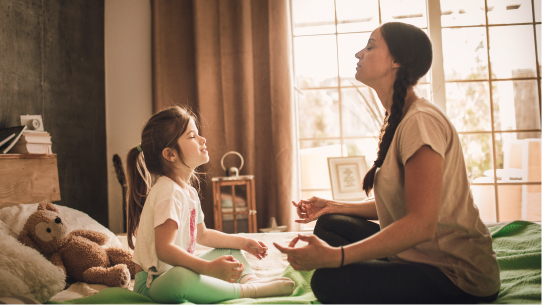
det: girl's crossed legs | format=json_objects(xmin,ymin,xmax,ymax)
[{"xmin": 135, "ymin": 248, "xmax": 293, "ymax": 303}]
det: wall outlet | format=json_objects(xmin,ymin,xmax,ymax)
[{"xmin": 20, "ymin": 115, "xmax": 44, "ymax": 131}]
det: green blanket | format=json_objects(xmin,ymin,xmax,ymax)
[
  {"xmin": 48, "ymin": 221, "xmax": 540, "ymax": 304},
  {"xmin": 490, "ymin": 221, "xmax": 541, "ymax": 304},
  {"xmin": 47, "ymin": 265, "xmax": 317, "ymax": 304}
]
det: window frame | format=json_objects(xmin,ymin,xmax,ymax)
[{"xmin": 290, "ymin": 0, "xmax": 541, "ymax": 223}]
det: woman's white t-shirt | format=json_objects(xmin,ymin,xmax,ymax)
[
  {"xmin": 374, "ymin": 97, "xmax": 500, "ymax": 297},
  {"xmin": 132, "ymin": 176, "xmax": 204, "ymax": 279}
]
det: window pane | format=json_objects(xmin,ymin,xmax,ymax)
[
  {"xmin": 537, "ymin": 25, "xmax": 541, "ymax": 68},
  {"xmin": 496, "ymin": 185, "xmax": 524, "ymax": 221},
  {"xmin": 489, "ymin": 25, "xmax": 537, "ymax": 79},
  {"xmin": 446, "ymin": 82, "xmax": 491, "ymax": 132},
  {"xmin": 495, "ymin": 132, "xmax": 541, "ymax": 182},
  {"xmin": 338, "ymin": 33, "xmax": 370, "ymax": 86},
  {"xmin": 442, "ymin": 28, "xmax": 488, "ymax": 81},
  {"xmin": 492, "ymin": 80, "xmax": 541, "ymax": 131},
  {"xmin": 336, "ymin": 0, "xmax": 379, "ymax": 33},
  {"xmin": 525, "ymin": 184, "xmax": 541, "ymax": 221},
  {"xmin": 497, "ymin": 184, "xmax": 541, "ymax": 222},
  {"xmin": 294, "ymin": 35, "xmax": 338, "ymax": 88},
  {"xmin": 292, "ymin": 0, "xmax": 336, "ymax": 35},
  {"xmin": 380, "ymin": 0, "xmax": 427, "ymax": 28},
  {"xmin": 343, "ymin": 138, "xmax": 379, "ymax": 167},
  {"xmin": 536, "ymin": 0, "xmax": 541, "ymax": 22},
  {"xmin": 298, "ymin": 89, "xmax": 340, "ymax": 138},
  {"xmin": 299, "ymin": 141, "xmax": 342, "ymax": 190},
  {"xmin": 471, "ymin": 184, "xmax": 497, "ymax": 222},
  {"xmin": 341, "ymin": 87, "xmax": 384, "ymax": 137},
  {"xmin": 302, "ymin": 190, "xmax": 334, "ymax": 200},
  {"xmin": 460, "ymin": 133, "xmax": 494, "ymax": 182},
  {"xmin": 440, "ymin": 0, "xmax": 486, "ymax": 27},
  {"xmin": 487, "ymin": 0, "xmax": 534, "ymax": 24},
  {"xmin": 416, "ymin": 84, "xmax": 431, "ymax": 100}
]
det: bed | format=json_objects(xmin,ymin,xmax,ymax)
[
  {"xmin": 0, "ymin": 155, "xmax": 540, "ymax": 304},
  {"xmin": 0, "ymin": 203, "xmax": 316, "ymax": 304}
]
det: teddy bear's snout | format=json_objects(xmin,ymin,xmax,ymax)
[{"xmin": 35, "ymin": 217, "xmax": 69, "ymax": 242}]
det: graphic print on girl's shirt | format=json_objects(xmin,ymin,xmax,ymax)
[{"xmin": 187, "ymin": 208, "xmax": 197, "ymax": 254}]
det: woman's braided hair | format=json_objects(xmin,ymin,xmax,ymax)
[{"xmin": 362, "ymin": 22, "xmax": 433, "ymax": 195}]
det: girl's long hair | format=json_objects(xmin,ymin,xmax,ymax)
[
  {"xmin": 125, "ymin": 105, "xmax": 199, "ymax": 249},
  {"xmin": 362, "ymin": 22, "xmax": 433, "ymax": 195}
]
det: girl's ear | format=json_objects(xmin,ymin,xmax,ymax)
[
  {"xmin": 392, "ymin": 60, "xmax": 401, "ymax": 69},
  {"xmin": 162, "ymin": 147, "xmax": 176, "ymax": 162}
]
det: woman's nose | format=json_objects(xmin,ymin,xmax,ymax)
[
  {"xmin": 201, "ymin": 136, "xmax": 206, "ymax": 144},
  {"xmin": 355, "ymin": 50, "xmax": 363, "ymax": 59}
]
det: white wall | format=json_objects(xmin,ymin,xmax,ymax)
[{"xmin": 105, "ymin": 0, "xmax": 152, "ymax": 233}]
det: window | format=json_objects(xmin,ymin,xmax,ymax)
[{"xmin": 290, "ymin": 0, "xmax": 541, "ymax": 223}]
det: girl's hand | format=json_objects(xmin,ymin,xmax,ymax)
[
  {"xmin": 206, "ymin": 255, "xmax": 244, "ymax": 283},
  {"xmin": 273, "ymin": 234, "xmax": 341, "ymax": 271},
  {"xmin": 241, "ymin": 238, "xmax": 268, "ymax": 260},
  {"xmin": 292, "ymin": 196, "xmax": 331, "ymax": 223}
]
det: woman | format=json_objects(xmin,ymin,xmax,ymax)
[{"xmin": 274, "ymin": 22, "xmax": 500, "ymax": 304}]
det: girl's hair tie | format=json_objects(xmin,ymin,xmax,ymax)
[
  {"xmin": 374, "ymin": 159, "xmax": 383, "ymax": 168},
  {"xmin": 137, "ymin": 144, "xmax": 143, "ymax": 153}
]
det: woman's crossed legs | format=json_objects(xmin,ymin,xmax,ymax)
[{"xmin": 311, "ymin": 214, "xmax": 497, "ymax": 304}]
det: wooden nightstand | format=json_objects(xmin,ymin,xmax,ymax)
[{"xmin": 0, "ymin": 154, "xmax": 60, "ymax": 208}]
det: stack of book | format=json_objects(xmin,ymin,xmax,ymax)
[
  {"xmin": 0, "ymin": 125, "xmax": 27, "ymax": 154},
  {"xmin": 10, "ymin": 130, "xmax": 53, "ymax": 154}
]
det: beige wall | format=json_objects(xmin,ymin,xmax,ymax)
[{"xmin": 105, "ymin": 0, "xmax": 152, "ymax": 233}]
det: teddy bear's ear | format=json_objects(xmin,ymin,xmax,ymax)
[{"xmin": 38, "ymin": 201, "xmax": 59, "ymax": 213}]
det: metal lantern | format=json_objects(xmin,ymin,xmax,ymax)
[{"xmin": 212, "ymin": 151, "xmax": 257, "ymax": 233}]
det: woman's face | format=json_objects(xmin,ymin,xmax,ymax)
[{"xmin": 354, "ymin": 27, "xmax": 398, "ymax": 88}]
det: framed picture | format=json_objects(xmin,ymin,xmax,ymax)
[{"xmin": 327, "ymin": 156, "xmax": 368, "ymax": 201}]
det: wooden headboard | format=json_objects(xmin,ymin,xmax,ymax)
[{"xmin": 0, "ymin": 154, "xmax": 60, "ymax": 208}]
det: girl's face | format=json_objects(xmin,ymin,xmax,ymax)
[
  {"xmin": 177, "ymin": 118, "xmax": 209, "ymax": 169},
  {"xmin": 354, "ymin": 27, "xmax": 398, "ymax": 88}
]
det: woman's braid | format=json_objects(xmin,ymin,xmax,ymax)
[{"xmin": 362, "ymin": 22, "xmax": 432, "ymax": 195}]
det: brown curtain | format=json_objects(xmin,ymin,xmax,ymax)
[{"xmin": 152, "ymin": 0, "xmax": 295, "ymax": 231}]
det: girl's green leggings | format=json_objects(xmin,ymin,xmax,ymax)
[{"xmin": 134, "ymin": 248, "xmax": 253, "ymax": 303}]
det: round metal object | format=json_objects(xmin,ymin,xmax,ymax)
[{"xmin": 220, "ymin": 151, "xmax": 244, "ymax": 173}]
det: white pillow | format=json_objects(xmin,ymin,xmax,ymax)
[
  {"xmin": 0, "ymin": 203, "xmax": 122, "ymax": 249},
  {"xmin": 0, "ymin": 230, "xmax": 65, "ymax": 303},
  {"xmin": 0, "ymin": 219, "xmax": 18, "ymax": 239}
]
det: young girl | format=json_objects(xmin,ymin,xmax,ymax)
[
  {"xmin": 275, "ymin": 22, "xmax": 500, "ymax": 304},
  {"xmin": 126, "ymin": 106, "xmax": 294, "ymax": 303}
]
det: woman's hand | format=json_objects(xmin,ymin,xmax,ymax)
[
  {"xmin": 241, "ymin": 238, "xmax": 268, "ymax": 260},
  {"xmin": 273, "ymin": 234, "xmax": 341, "ymax": 271},
  {"xmin": 206, "ymin": 255, "xmax": 244, "ymax": 283},
  {"xmin": 292, "ymin": 196, "xmax": 331, "ymax": 223}
]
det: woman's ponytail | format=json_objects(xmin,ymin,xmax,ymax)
[{"xmin": 125, "ymin": 146, "xmax": 152, "ymax": 250}]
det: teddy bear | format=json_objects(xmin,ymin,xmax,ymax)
[{"xmin": 17, "ymin": 201, "xmax": 136, "ymax": 288}]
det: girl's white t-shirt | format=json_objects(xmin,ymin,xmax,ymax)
[
  {"xmin": 374, "ymin": 97, "xmax": 500, "ymax": 297},
  {"xmin": 132, "ymin": 176, "xmax": 204, "ymax": 278}
]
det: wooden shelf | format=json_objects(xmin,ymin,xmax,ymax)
[{"xmin": 0, "ymin": 153, "xmax": 57, "ymax": 159}]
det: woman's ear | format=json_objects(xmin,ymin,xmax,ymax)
[
  {"xmin": 392, "ymin": 60, "xmax": 401, "ymax": 69},
  {"xmin": 162, "ymin": 147, "xmax": 176, "ymax": 162}
]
